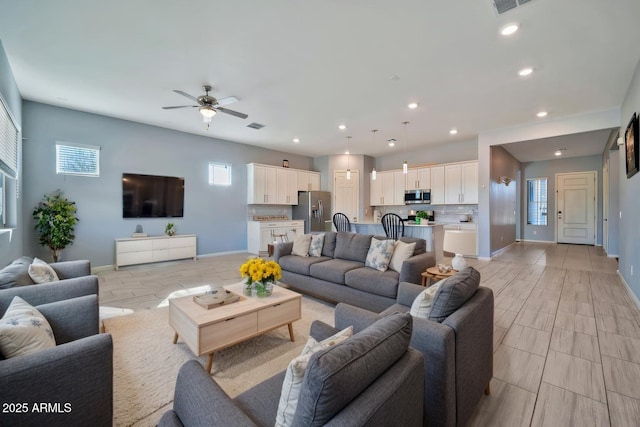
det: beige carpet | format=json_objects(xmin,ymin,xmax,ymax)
[{"xmin": 103, "ymin": 296, "xmax": 335, "ymax": 427}]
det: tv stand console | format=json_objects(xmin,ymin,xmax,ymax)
[{"xmin": 115, "ymin": 234, "xmax": 197, "ymax": 270}]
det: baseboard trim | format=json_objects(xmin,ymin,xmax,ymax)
[
  {"xmin": 197, "ymin": 250, "xmax": 247, "ymax": 259},
  {"xmin": 477, "ymin": 257, "xmax": 491, "ymax": 261},
  {"xmin": 92, "ymin": 265, "xmax": 115, "ymax": 273},
  {"xmin": 607, "ymin": 253, "xmax": 620, "ymax": 259},
  {"xmin": 490, "ymin": 242, "xmax": 518, "ymax": 258},
  {"xmin": 518, "ymin": 239, "xmax": 554, "ymax": 243},
  {"xmin": 618, "ymin": 270, "xmax": 640, "ymax": 311}
]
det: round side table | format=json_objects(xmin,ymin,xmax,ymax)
[{"xmin": 421, "ymin": 266, "xmax": 458, "ymax": 287}]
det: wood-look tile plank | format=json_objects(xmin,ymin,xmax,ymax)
[
  {"xmin": 542, "ymin": 350, "xmax": 606, "ymax": 403},
  {"xmin": 514, "ymin": 308, "xmax": 555, "ymax": 332},
  {"xmin": 598, "ymin": 331, "xmax": 640, "ymax": 365},
  {"xmin": 607, "ymin": 391, "xmax": 640, "ymax": 427},
  {"xmin": 493, "ymin": 345, "xmax": 545, "ymax": 393},
  {"xmin": 494, "ymin": 325, "xmax": 508, "ymax": 352},
  {"xmin": 558, "ymin": 299, "xmax": 595, "ymax": 317},
  {"xmin": 467, "ymin": 379, "xmax": 536, "ymax": 427},
  {"xmin": 602, "ymin": 356, "xmax": 640, "ymax": 400},
  {"xmin": 550, "ymin": 327, "xmax": 601, "ymax": 363},
  {"xmin": 495, "ymin": 295, "xmax": 526, "ymax": 312},
  {"xmin": 531, "ymin": 382, "xmax": 609, "ymax": 427},
  {"xmin": 555, "ymin": 311, "xmax": 598, "ymax": 336},
  {"xmin": 502, "ymin": 324, "xmax": 551, "ymax": 357},
  {"xmin": 595, "ymin": 314, "xmax": 640, "ymax": 339},
  {"xmin": 527, "ymin": 289, "xmax": 562, "ymax": 304},
  {"xmin": 494, "ymin": 308, "xmax": 518, "ymax": 329},
  {"xmin": 594, "ymin": 300, "xmax": 640, "ymax": 320}
]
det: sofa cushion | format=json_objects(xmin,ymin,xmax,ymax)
[
  {"xmin": 389, "ymin": 240, "xmax": 416, "ymax": 273},
  {"xmin": 278, "ymin": 255, "xmax": 331, "ymax": 276},
  {"xmin": 28, "ymin": 258, "xmax": 60, "ymax": 284},
  {"xmin": 410, "ymin": 280, "xmax": 444, "ymax": 318},
  {"xmin": 309, "ymin": 234, "xmax": 325, "ymax": 257},
  {"xmin": 399, "ymin": 236, "xmax": 425, "ymax": 255},
  {"xmin": 309, "ymin": 259, "xmax": 363, "ymax": 285},
  {"xmin": 345, "ymin": 267, "xmax": 400, "ymax": 299},
  {"xmin": 293, "ymin": 312, "xmax": 412, "ymax": 426},
  {"xmin": 428, "ymin": 267, "xmax": 481, "ymax": 322},
  {"xmin": 334, "ymin": 232, "xmax": 373, "ymax": 263},
  {"xmin": 0, "ymin": 296, "xmax": 56, "ymax": 359},
  {"xmin": 292, "ymin": 235, "xmax": 312, "ymax": 257},
  {"xmin": 321, "ymin": 232, "xmax": 337, "ymax": 258},
  {"xmin": 0, "ymin": 257, "xmax": 35, "ymax": 290},
  {"xmin": 275, "ymin": 327, "xmax": 353, "ymax": 427},
  {"xmin": 365, "ymin": 238, "xmax": 395, "ymax": 272}
]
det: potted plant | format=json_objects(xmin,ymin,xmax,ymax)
[
  {"xmin": 165, "ymin": 222, "xmax": 176, "ymax": 236},
  {"xmin": 416, "ymin": 211, "xmax": 428, "ymax": 224},
  {"xmin": 32, "ymin": 189, "xmax": 79, "ymax": 262},
  {"xmin": 239, "ymin": 258, "xmax": 282, "ymax": 297}
]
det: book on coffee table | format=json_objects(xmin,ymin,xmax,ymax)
[{"xmin": 192, "ymin": 289, "xmax": 240, "ymax": 309}]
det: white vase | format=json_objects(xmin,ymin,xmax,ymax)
[{"xmin": 451, "ymin": 254, "xmax": 467, "ymax": 271}]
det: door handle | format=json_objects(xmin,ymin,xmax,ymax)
[{"xmin": 558, "ymin": 211, "xmax": 563, "ymax": 219}]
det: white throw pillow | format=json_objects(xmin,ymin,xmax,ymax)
[
  {"xmin": 410, "ymin": 280, "xmax": 445, "ymax": 318},
  {"xmin": 28, "ymin": 257, "xmax": 60, "ymax": 284},
  {"xmin": 365, "ymin": 238, "xmax": 396, "ymax": 272},
  {"xmin": 275, "ymin": 326, "xmax": 353, "ymax": 427},
  {"xmin": 389, "ymin": 240, "xmax": 416, "ymax": 273},
  {"xmin": 308, "ymin": 234, "xmax": 325, "ymax": 257},
  {"xmin": 291, "ymin": 234, "xmax": 312, "ymax": 257},
  {"xmin": 0, "ymin": 296, "xmax": 56, "ymax": 359}
]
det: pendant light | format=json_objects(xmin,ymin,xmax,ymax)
[
  {"xmin": 346, "ymin": 136, "xmax": 351, "ymax": 180},
  {"xmin": 371, "ymin": 129, "xmax": 378, "ymax": 180},
  {"xmin": 402, "ymin": 121, "xmax": 409, "ymax": 174}
]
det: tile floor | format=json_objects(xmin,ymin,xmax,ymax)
[{"xmin": 98, "ymin": 242, "xmax": 640, "ymax": 426}]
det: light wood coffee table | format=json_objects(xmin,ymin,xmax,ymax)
[
  {"xmin": 169, "ymin": 282, "xmax": 302, "ymax": 373},
  {"xmin": 421, "ymin": 266, "xmax": 457, "ymax": 287}
]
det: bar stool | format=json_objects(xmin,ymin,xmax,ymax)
[{"xmin": 271, "ymin": 229, "xmax": 289, "ymax": 243}]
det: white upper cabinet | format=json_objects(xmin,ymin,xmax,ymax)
[
  {"xmin": 370, "ymin": 172, "xmax": 383, "ymax": 206},
  {"xmin": 370, "ymin": 170, "xmax": 405, "ymax": 206},
  {"xmin": 430, "ymin": 166, "xmax": 445, "ymax": 205},
  {"xmin": 248, "ymin": 163, "xmax": 320, "ymax": 205},
  {"xmin": 393, "ymin": 171, "xmax": 406, "ymax": 205},
  {"xmin": 277, "ymin": 168, "xmax": 298, "ymax": 205},
  {"xmin": 444, "ymin": 161, "xmax": 478, "ymax": 204},
  {"xmin": 247, "ymin": 164, "xmax": 277, "ymax": 204},
  {"xmin": 296, "ymin": 170, "xmax": 321, "ymax": 191},
  {"xmin": 406, "ymin": 167, "xmax": 431, "ymax": 190}
]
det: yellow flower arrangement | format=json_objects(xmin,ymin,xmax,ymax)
[{"xmin": 239, "ymin": 258, "xmax": 282, "ymax": 296}]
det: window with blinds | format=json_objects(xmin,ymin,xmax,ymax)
[
  {"xmin": 56, "ymin": 142, "xmax": 100, "ymax": 176},
  {"xmin": 208, "ymin": 162, "xmax": 231, "ymax": 186},
  {"xmin": 527, "ymin": 178, "xmax": 548, "ymax": 225},
  {"xmin": 0, "ymin": 98, "xmax": 18, "ymax": 179}
]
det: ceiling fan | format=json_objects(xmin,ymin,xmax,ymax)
[{"xmin": 162, "ymin": 85, "xmax": 248, "ymax": 123}]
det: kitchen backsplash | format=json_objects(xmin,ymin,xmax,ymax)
[
  {"xmin": 374, "ymin": 204, "xmax": 478, "ymax": 224},
  {"xmin": 247, "ymin": 206, "xmax": 292, "ymax": 220}
]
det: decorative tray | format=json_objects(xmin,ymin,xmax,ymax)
[{"xmin": 193, "ymin": 288, "xmax": 240, "ymax": 309}]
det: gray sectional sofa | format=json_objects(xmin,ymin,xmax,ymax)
[{"xmin": 274, "ymin": 231, "xmax": 435, "ymax": 312}]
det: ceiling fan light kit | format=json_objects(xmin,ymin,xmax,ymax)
[{"xmin": 162, "ymin": 84, "xmax": 248, "ymax": 125}]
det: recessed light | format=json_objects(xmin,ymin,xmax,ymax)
[
  {"xmin": 293, "ymin": 138, "xmax": 300, "ymax": 143},
  {"xmin": 518, "ymin": 67, "xmax": 533, "ymax": 77},
  {"xmin": 345, "ymin": 150, "xmax": 350, "ymax": 155},
  {"xmin": 449, "ymin": 128, "xmax": 458, "ymax": 135},
  {"xmin": 408, "ymin": 102, "xmax": 418, "ymax": 109},
  {"xmin": 554, "ymin": 148, "xmax": 566, "ymax": 156},
  {"xmin": 500, "ymin": 24, "xmax": 519, "ymax": 36},
  {"xmin": 536, "ymin": 111, "xmax": 548, "ymax": 118},
  {"xmin": 388, "ymin": 138, "xmax": 396, "ymax": 147},
  {"xmin": 338, "ymin": 124, "xmax": 346, "ymax": 130}
]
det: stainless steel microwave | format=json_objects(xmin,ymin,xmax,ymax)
[{"xmin": 404, "ymin": 189, "xmax": 431, "ymax": 205}]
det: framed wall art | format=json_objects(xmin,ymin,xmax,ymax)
[{"xmin": 625, "ymin": 112, "xmax": 639, "ymax": 179}]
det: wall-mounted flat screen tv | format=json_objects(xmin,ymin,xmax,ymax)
[{"xmin": 122, "ymin": 173, "xmax": 184, "ymax": 218}]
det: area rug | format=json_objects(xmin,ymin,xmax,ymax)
[{"xmin": 103, "ymin": 296, "xmax": 335, "ymax": 427}]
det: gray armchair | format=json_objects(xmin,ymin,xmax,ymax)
[
  {"xmin": 160, "ymin": 313, "xmax": 425, "ymax": 427},
  {"xmin": 0, "ymin": 278, "xmax": 113, "ymax": 427},
  {"xmin": 334, "ymin": 281, "xmax": 494, "ymax": 427}
]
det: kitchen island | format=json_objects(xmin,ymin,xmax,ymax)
[{"xmin": 350, "ymin": 221, "xmax": 444, "ymax": 264}]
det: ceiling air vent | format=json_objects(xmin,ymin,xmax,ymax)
[
  {"xmin": 246, "ymin": 122, "xmax": 265, "ymax": 130},
  {"xmin": 493, "ymin": 0, "xmax": 532, "ymax": 14}
]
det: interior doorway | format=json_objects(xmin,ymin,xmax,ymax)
[
  {"xmin": 333, "ymin": 170, "xmax": 359, "ymax": 223},
  {"xmin": 555, "ymin": 171, "xmax": 597, "ymax": 245}
]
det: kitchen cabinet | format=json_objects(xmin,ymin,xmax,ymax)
[
  {"xmin": 247, "ymin": 164, "xmax": 277, "ymax": 204},
  {"xmin": 406, "ymin": 167, "xmax": 431, "ymax": 190},
  {"xmin": 247, "ymin": 220, "xmax": 304, "ymax": 255},
  {"xmin": 370, "ymin": 172, "xmax": 382, "ymax": 206},
  {"xmin": 296, "ymin": 171, "xmax": 321, "ymax": 191},
  {"xmin": 370, "ymin": 170, "xmax": 406, "ymax": 206},
  {"xmin": 277, "ymin": 168, "xmax": 298, "ymax": 205},
  {"xmin": 393, "ymin": 171, "xmax": 406, "ymax": 205},
  {"xmin": 431, "ymin": 166, "xmax": 445, "ymax": 205},
  {"xmin": 444, "ymin": 161, "xmax": 478, "ymax": 204}
]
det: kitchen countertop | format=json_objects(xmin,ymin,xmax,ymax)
[{"xmin": 351, "ymin": 221, "xmax": 443, "ymax": 227}]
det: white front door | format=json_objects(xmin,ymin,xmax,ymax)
[
  {"xmin": 603, "ymin": 158, "xmax": 609, "ymax": 253},
  {"xmin": 334, "ymin": 171, "xmax": 359, "ymax": 223},
  {"xmin": 556, "ymin": 171, "xmax": 596, "ymax": 245}
]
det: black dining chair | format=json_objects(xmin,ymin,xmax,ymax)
[
  {"xmin": 333, "ymin": 213, "xmax": 351, "ymax": 232},
  {"xmin": 381, "ymin": 213, "xmax": 405, "ymax": 240}
]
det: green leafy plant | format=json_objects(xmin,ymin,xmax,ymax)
[
  {"xmin": 416, "ymin": 211, "xmax": 429, "ymax": 220},
  {"xmin": 32, "ymin": 189, "xmax": 79, "ymax": 262},
  {"xmin": 165, "ymin": 222, "xmax": 175, "ymax": 236}
]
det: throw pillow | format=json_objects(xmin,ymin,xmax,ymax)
[
  {"xmin": 0, "ymin": 296, "xmax": 56, "ymax": 359},
  {"xmin": 428, "ymin": 267, "xmax": 481, "ymax": 322},
  {"xmin": 27, "ymin": 257, "xmax": 60, "ymax": 284},
  {"xmin": 291, "ymin": 234, "xmax": 312, "ymax": 257},
  {"xmin": 389, "ymin": 240, "xmax": 416, "ymax": 273},
  {"xmin": 410, "ymin": 280, "xmax": 445, "ymax": 318},
  {"xmin": 275, "ymin": 326, "xmax": 353, "ymax": 427},
  {"xmin": 365, "ymin": 238, "xmax": 396, "ymax": 272},
  {"xmin": 308, "ymin": 234, "xmax": 325, "ymax": 257}
]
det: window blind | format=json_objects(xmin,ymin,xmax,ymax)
[
  {"xmin": 208, "ymin": 162, "xmax": 232, "ymax": 186},
  {"xmin": 0, "ymin": 98, "xmax": 18, "ymax": 178},
  {"xmin": 56, "ymin": 142, "xmax": 100, "ymax": 176}
]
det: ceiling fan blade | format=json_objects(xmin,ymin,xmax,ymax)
[
  {"xmin": 162, "ymin": 105, "xmax": 198, "ymax": 109},
  {"xmin": 216, "ymin": 107, "xmax": 248, "ymax": 119},
  {"xmin": 173, "ymin": 90, "xmax": 199, "ymax": 103},
  {"xmin": 216, "ymin": 96, "xmax": 239, "ymax": 106}
]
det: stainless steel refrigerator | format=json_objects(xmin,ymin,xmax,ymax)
[{"xmin": 293, "ymin": 191, "xmax": 332, "ymax": 233}]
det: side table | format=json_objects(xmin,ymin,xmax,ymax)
[{"xmin": 421, "ymin": 266, "xmax": 457, "ymax": 287}]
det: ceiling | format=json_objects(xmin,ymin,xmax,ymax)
[{"xmin": 0, "ymin": 0, "xmax": 639, "ymax": 161}]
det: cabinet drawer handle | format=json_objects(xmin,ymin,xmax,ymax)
[
  {"xmin": 272, "ymin": 303, "xmax": 281, "ymax": 307},
  {"xmin": 225, "ymin": 317, "xmax": 236, "ymax": 322}
]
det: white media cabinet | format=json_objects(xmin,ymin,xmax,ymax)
[{"xmin": 115, "ymin": 234, "xmax": 197, "ymax": 270}]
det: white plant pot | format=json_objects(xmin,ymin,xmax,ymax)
[{"xmin": 451, "ymin": 254, "xmax": 467, "ymax": 271}]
